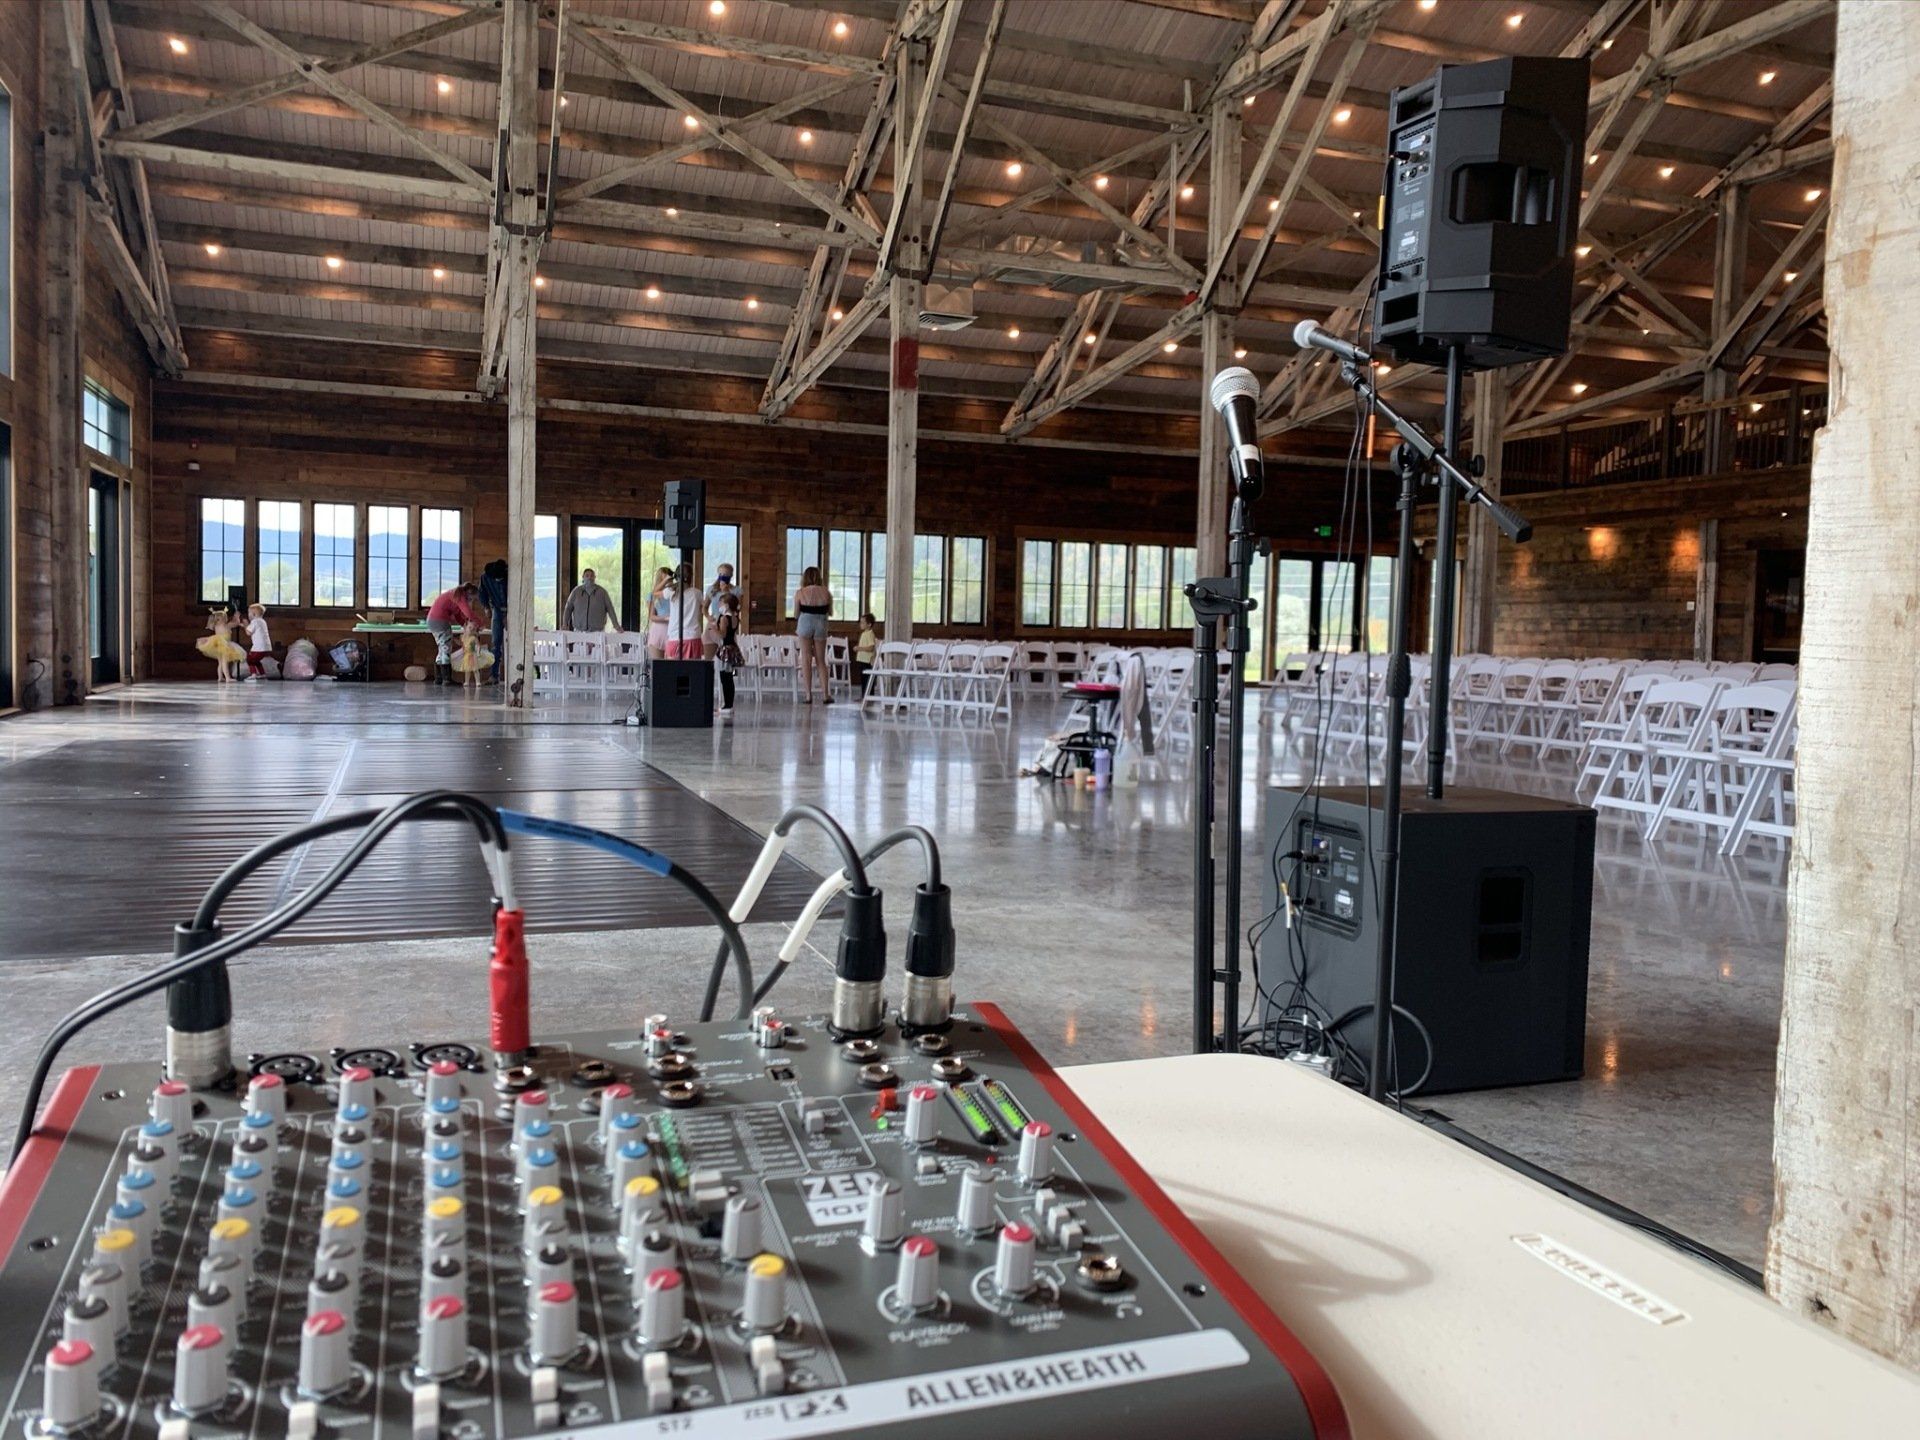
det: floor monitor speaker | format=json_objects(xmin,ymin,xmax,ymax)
[{"xmin": 649, "ymin": 657, "xmax": 714, "ymax": 728}]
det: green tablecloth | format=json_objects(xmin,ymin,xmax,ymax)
[{"xmin": 352, "ymin": 622, "xmax": 431, "ymax": 634}]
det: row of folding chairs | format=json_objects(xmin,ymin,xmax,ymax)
[
  {"xmin": 530, "ymin": 630, "xmax": 650, "ymax": 693},
  {"xmin": 862, "ymin": 641, "xmax": 1017, "ymax": 720},
  {"xmin": 1579, "ymin": 677, "xmax": 1798, "ymax": 856}
]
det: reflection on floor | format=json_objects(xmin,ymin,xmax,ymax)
[{"xmin": 1, "ymin": 679, "xmax": 1788, "ymax": 1265}]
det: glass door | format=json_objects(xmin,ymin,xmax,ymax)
[
  {"xmin": 88, "ymin": 473, "xmax": 124, "ymax": 686},
  {"xmin": 568, "ymin": 516, "xmax": 675, "ymax": 631}
]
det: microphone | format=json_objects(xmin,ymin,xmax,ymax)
[
  {"xmin": 1292, "ymin": 319, "xmax": 1374, "ymax": 367},
  {"xmin": 1207, "ymin": 366, "xmax": 1265, "ymax": 500}
]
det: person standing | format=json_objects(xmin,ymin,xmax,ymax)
[
  {"xmin": 563, "ymin": 567, "xmax": 616, "ymax": 633},
  {"xmin": 243, "ymin": 603, "xmax": 274, "ymax": 681},
  {"xmin": 645, "ymin": 566, "xmax": 674, "ymax": 658},
  {"xmin": 703, "ymin": 564, "xmax": 737, "ymax": 659},
  {"xmin": 663, "ymin": 564, "xmax": 703, "ymax": 658},
  {"xmin": 713, "ymin": 590, "xmax": 743, "ymax": 719},
  {"xmin": 478, "ymin": 558, "xmax": 508, "ymax": 685},
  {"xmin": 793, "ymin": 566, "xmax": 833, "ymax": 705},
  {"xmin": 426, "ymin": 582, "xmax": 486, "ymax": 686}
]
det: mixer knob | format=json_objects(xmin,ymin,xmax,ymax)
[
  {"xmin": 513, "ymin": 1090, "xmax": 552, "ymax": 1146},
  {"xmin": 244, "ymin": 1073, "xmax": 287, "ymax": 1125},
  {"xmin": 422, "ymin": 1253, "xmax": 465, "ymax": 1308},
  {"xmin": 894, "ymin": 1235, "xmax": 940, "ymax": 1312},
  {"xmin": 105, "ymin": 1199, "xmax": 152, "ymax": 1269},
  {"xmin": 78, "ymin": 1260, "xmax": 130, "ymax": 1335},
  {"xmin": 424, "ymin": 1060, "xmax": 463, "ymax": 1110},
  {"xmin": 530, "ymin": 1281, "xmax": 581, "ymax": 1365},
  {"xmin": 633, "ymin": 1265, "xmax": 685, "ymax": 1348},
  {"xmin": 327, "ymin": 1147, "xmax": 367, "ymax": 1190},
  {"xmin": 752, "ymin": 1008, "xmax": 786, "ymax": 1049},
  {"xmin": 523, "ymin": 1185, "xmax": 568, "ymax": 1255},
  {"xmin": 516, "ymin": 1144, "xmax": 560, "ymax": 1198},
  {"xmin": 297, "ymin": 1310, "xmax": 353, "ymax": 1399},
  {"xmin": 424, "ymin": 1196, "xmax": 466, "ymax": 1253},
  {"xmin": 127, "ymin": 1139, "xmax": 172, "ymax": 1197},
  {"xmin": 207, "ymin": 1216, "xmax": 256, "ymax": 1271},
  {"xmin": 198, "ymin": 1250, "xmax": 246, "ymax": 1302},
  {"xmin": 318, "ymin": 1206, "xmax": 365, "ymax": 1284},
  {"xmin": 426, "ymin": 1164, "xmax": 463, "ymax": 1206},
  {"xmin": 224, "ymin": 1152, "xmax": 268, "ymax": 1197},
  {"xmin": 188, "ymin": 1282, "xmax": 240, "ymax": 1338},
  {"xmin": 43, "ymin": 1339, "xmax": 103, "ymax": 1432},
  {"xmin": 620, "ymin": 1177, "xmax": 664, "ymax": 1253},
  {"xmin": 1017, "ymin": 1121, "xmax": 1055, "ymax": 1186},
  {"xmin": 62, "ymin": 1295, "xmax": 117, "ymax": 1361},
  {"xmin": 720, "ymin": 1194, "xmax": 763, "ymax": 1263},
  {"xmin": 150, "ymin": 1080, "xmax": 192, "ymax": 1133},
  {"xmin": 426, "ymin": 1113, "xmax": 464, "ymax": 1153},
  {"xmin": 335, "ymin": 1066, "xmax": 375, "ymax": 1122},
  {"xmin": 861, "ymin": 1178, "xmax": 905, "ymax": 1253},
  {"xmin": 417, "ymin": 1295, "xmax": 467, "ymax": 1380},
  {"xmin": 634, "ymin": 1229, "xmax": 677, "ymax": 1280},
  {"xmin": 992, "ymin": 1223, "xmax": 1037, "ymax": 1299},
  {"xmin": 643, "ymin": 1016, "xmax": 673, "ymax": 1057},
  {"xmin": 608, "ymin": 1134, "xmax": 651, "ymax": 1194},
  {"xmin": 216, "ymin": 1186, "xmax": 260, "ymax": 1234},
  {"xmin": 956, "ymin": 1165, "xmax": 996, "ymax": 1234},
  {"xmin": 137, "ymin": 1122, "xmax": 179, "ymax": 1186},
  {"xmin": 597, "ymin": 1084, "xmax": 639, "ymax": 1147},
  {"xmin": 903, "ymin": 1084, "xmax": 940, "ymax": 1146},
  {"xmin": 307, "ymin": 1268, "xmax": 357, "ymax": 1322},
  {"xmin": 530, "ymin": 1243, "xmax": 573, "ymax": 1291},
  {"xmin": 172, "ymin": 1323, "xmax": 230, "ymax": 1414},
  {"xmin": 115, "ymin": 1166, "xmax": 159, "ymax": 1215},
  {"xmin": 741, "ymin": 1254, "xmax": 788, "ymax": 1332},
  {"xmin": 237, "ymin": 1112, "xmax": 279, "ymax": 1164}
]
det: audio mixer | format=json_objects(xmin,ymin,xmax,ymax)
[{"xmin": 0, "ymin": 1004, "xmax": 1344, "ymax": 1440}]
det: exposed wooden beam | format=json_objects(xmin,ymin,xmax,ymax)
[
  {"xmin": 1006, "ymin": 304, "xmax": 1202, "ymax": 438},
  {"xmin": 107, "ymin": 135, "xmax": 484, "ymax": 202}
]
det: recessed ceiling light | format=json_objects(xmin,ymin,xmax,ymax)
[
  {"xmin": 1162, "ymin": 341, "xmax": 1178, "ymax": 353},
  {"xmin": 1784, "ymin": 270, "xmax": 1798, "ymax": 282},
  {"xmin": 1805, "ymin": 187, "xmax": 1822, "ymax": 201},
  {"xmin": 1083, "ymin": 332, "xmax": 1097, "ymax": 345},
  {"xmin": 437, "ymin": 78, "xmax": 452, "ymax": 95},
  {"xmin": 325, "ymin": 255, "xmax": 342, "ymax": 269},
  {"xmin": 204, "ymin": 243, "xmax": 221, "ymax": 257},
  {"xmin": 833, "ymin": 19, "xmax": 850, "ymax": 37},
  {"xmin": 432, "ymin": 266, "xmax": 446, "ymax": 279},
  {"xmin": 1351, "ymin": 209, "xmax": 1362, "ymax": 219},
  {"xmin": 709, "ymin": 0, "xmax": 726, "ymax": 14},
  {"xmin": 684, "ymin": 114, "xmax": 700, "ymax": 130},
  {"xmin": 1376, "ymin": 363, "xmax": 1392, "ymax": 375},
  {"xmin": 1333, "ymin": 108, "xmax": 1351, "ymax": 124},
  {"xmin": 168, "ymin": 36, "xmax": 188, "ymax": 55},
  {"xmin": 1007, "ymin": 326, "xmax": 1020, "ymax": 339},
  {"xmin": 1587, "ymin": 153, "xmax": 1599, "ymax": 165},
  {"xmin": 1658, "ymin": 165, "xmax": 1675, "ymax": 179},
  {"xmin": 560, "ymin": 95, "xmax": 569, "ymax": 108},
  {"xmin": 831, "ymin": 307, "xmax": 844, "ymax": 321},
  {"xmin": 1601, "ymin": 36, "xmax": 1613, "ymax": 49},
  {"xmin": 645, "ymin": 285, "xmax": 661, "ymax": 299},
  {"xmin": 534, "ymin": 274, "xmax": 546, "ymax": 288},
  {"xmin": 1642, "ymin": 327, "xmax": 1650, "ymax": 335},
  {"xmin": 1576, "ymin": 244, "xmax": 1592, "ymax": 257},
  {"xmin": 1234, "ymin": 347, "xmax": 1248, "ymax": 359},
  {"xmin": 1506, "ymin": 11, "xmax": 1522, "ymax": 27},
  {"xmin": 1419, "ymin": 0, "xmax": 1437, "ymax": 8},
  {"xmin": 666, "ymin": 206, "xmax": 679, "ymax": 217},
  {"xmin": 1268, "ymin": 197, "xmax": 1279, "ymax": 212},
  {"xmin": 1759, "ymin": 70, "xmax": 1777, "ymax": 85},
  {"xmin": 1243, "ymin": 95, "xmax": 1256, "ymax": 108},
  {"xmin": 1093, "ymin": 174, "xmax": 1108, "ymax": 189},
  {"xmin": 1180, "ymin": 185, "xmax": 1194, "ymax": 200},
  {"xmin": 746, "ymin": 296, "xmax": 759, "ymax": 310},
  {"xmin": 1006, "ymin": 161, "xmax": 1022, "ymax": 178},
  {"xmin": 798, "ymin": 129, "xmax": 814, "ymax": 145},
  {"xmin": 1571, "ymin": 381, "xmax": 1588, "ymax": 395},
  {"xmin": 1749, "ymin": 401, "xmax": 1763, "ymax": 413}
]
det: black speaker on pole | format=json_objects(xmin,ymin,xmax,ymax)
[
  {"xmin": 663, "ymin": 479, "xmax": 706, "ymax": 551},
  {"xmin": 1374, "ymin": 56, "xmax": 1589, "ymax": 371}
]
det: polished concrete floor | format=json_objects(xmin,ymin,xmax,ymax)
[{"xmin": 0, "ymin": 678, "xmax": 1789, "ymax": 1265}]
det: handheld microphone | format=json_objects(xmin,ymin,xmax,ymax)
[
  {"xmin": 1207, "ymin": 366, "xmax": 1265, "ymax": 501},
  {"xmin": 1292, "ymin": 319, "xmax": 1374, "ymax": 367}
]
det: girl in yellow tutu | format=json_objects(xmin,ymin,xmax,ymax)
[
  {"xmin": 452, "ymin": 623, "xmax": 495, "ymax": 691},
  {"xmin": 196, "ymin": 609, "xmax": 247, "ymax": 683}
]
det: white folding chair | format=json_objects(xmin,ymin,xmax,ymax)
[
  {"xmin": 862, "ymin": 641, "xmax": 913, "ymax": 711},
  {"xmin": 1587, "ymin": 680, "xmax": 1725, "ymax": 827},
  {"xmin": 827, "ymin": 635, "xmax": 852, "ymax": 696},
  {"xmin": 969, "ymin": 643, "xmax": 1017, "ymax": 720},
  {"xmin": 531, "ymin": 630, "xmax": 567, "ymax": 693},
  {"xmin": 1647, "ymin": 686, "xmax": 1798, "ymax": 849},
  {"xmin": 1501, "ymin": 659, "xmax": 1579, "ymax": 758},
  {"xmin": 937, "ymin": 642, "xmax": 983, "ymax": 714},
  {"xmin": 562, "ymin": 631, "xmax": 607, "ymax": 692},
  {"xmin": 605, "ymin": 632, "xmax": 649, "ymax": 689}
]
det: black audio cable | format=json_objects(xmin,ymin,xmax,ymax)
[{"xmin": 9, "ymin": 790, "xmax": 504, "ymax": 1166}]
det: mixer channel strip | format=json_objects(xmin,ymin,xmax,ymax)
[{"xmin": 0, "ymin": 1008, "xmax": 1331, "ymax": 1440}]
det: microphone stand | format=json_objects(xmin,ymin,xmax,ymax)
[
  {"xmin": 1186, "ymin": 482, "xmax": 1258, "ymax": 1056},
  {"xmin": 1330, "ymin": 350, "xmax": 1532, "ymax": 1100}
]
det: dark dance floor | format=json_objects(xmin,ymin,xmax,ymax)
[{"xmin": 0, "ymin": 735, "xmax": 825, "ymax": 960}]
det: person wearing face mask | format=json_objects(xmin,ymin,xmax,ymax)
[{"xmin": 703, "ymin": 563, "xmax": 738, "ymax": 659}]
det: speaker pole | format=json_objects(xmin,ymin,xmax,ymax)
[{"xmin": 1425, "ymin": 344, "xmax": 1466, "ymax": 801}]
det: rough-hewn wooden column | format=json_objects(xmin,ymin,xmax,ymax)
[{"xmin": 1766, "ymin": 0, "xmax": 1920, "ymax": 1370}]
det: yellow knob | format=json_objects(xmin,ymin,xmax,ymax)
[
  {"xmin": 427, "ymin": 1196, "xmax": 463, "ymax": 1221},
  {"xmin": 211, "ymin": 1217, "xmax": 251, "ymax": 1243},
  {"xmin": 528, "ymin": 1185, "xmax": 564, "ymax": 1209},
  {"xmin": 94, "ymin": 1228, "xmax": 136, "ymax": 1254},
  {"xmin": 748, "ymin": 1253, "xmax": 786, "ymax": 1279},
  {"xmin": 322, "ymin": 1205, "xmax": 362, "ymax": 1232},
  {"xmin": 625, "ymin": 1176, "xmax": 661, "ymax": 1199}
]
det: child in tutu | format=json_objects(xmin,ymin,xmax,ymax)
[
  {"xmin": 196, "ymin": 609, "xmax": 247, "ymax": 683},
  {"xmin": 453, "ymin": 623, "xmax": 494, "ymax": 691}
]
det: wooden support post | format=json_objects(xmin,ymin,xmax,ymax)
[
  {"xmin": 500, "ymin": 0, "xmax": 539, "ymax": 703},
  {"xmin": 1460, "ymin": 369, "xmax": 1509, "ymax": 656},
  {"xmin": 1768, "ymin": 0, "xmax": 1920, "ymax": 1370},
  {"xmin": 1691, "ymin": 517, "xmax": 1719, "ymax": 661},
  {"xmin": 883, "ymin": 33, "xmax": 926, "ymax": 640},
  {"xmin": 1196, "ymin": 97, "xmax": 1241, "ymax": 580},
  {"xmin": 44, "ymin": 7, "xmax": 88, "ymax": 706},
  {"xmin": 1704, "ymin": 183, "xmax": 1748, "ymax": 473}
]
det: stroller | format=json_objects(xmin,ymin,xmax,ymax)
[{"xmin": 328, "ymin": 639, "xmax": 370, "ymax": 682}]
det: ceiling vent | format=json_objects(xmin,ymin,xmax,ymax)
[{"xmin": 920, "ymin": 278, "xmax": 976, "ymax": 331}]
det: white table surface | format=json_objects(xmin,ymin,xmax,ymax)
[{"xmin": 1062, "ymin": 1053, "xmax": 1920, "ymax": 1439}]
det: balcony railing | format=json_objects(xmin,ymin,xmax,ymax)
[{"xmin": 1501, "ymin": 383, "xmax": 1826, "ymax": 495}]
